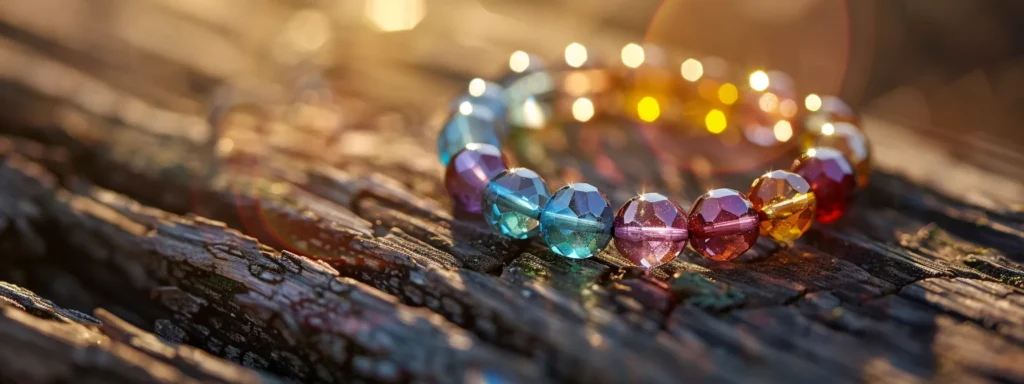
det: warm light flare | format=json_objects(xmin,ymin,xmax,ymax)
[
  {"xmin": 758, "ymin": 93, "xmax": 779, "ymax": 112},
  {"xmin": 458, "ymin": 101, "xmax": 473, "ymax": 115},
  {"xmin": 718, "ymin": 83, "xmax": 738, "ymax": 105},
  {"xmin": 773, "ymin": 120, "xmax": 793, "ymax": 142},
  {"xmin": 621, "ymin": 43, "xmax": 645, "ymax": 69},
  {"xmin": 510, "ymin": 51, "xmax": 530, "ymax": 73},
  {"xmin": 681, "ymin": 59, "xmax": 703, "ymax": 82},
  {"xmin": 572, "ymin": 97, "xmax": 595, "ymax": 122},
  {"xmin": 780, "ymin": 99, "xmax": 798, "ymax": 118},
  {"xmin": 749, "ymin": 70, "xmax": 770, "ymax": 92},
  {"xmin": 637, "ymin": 96, "xmax": 660, "ymax": 122},
  {"xmin": 365, "ymin": 0, "xmax": 426, "ymax": 32},
  {"xmin": 565, "ymin": 42, "xmax": 588, "ymax": 68},
  {"xmin": 705, "ymin": 109, "xmax": 727, "ymax": 134},
  {"xmin": 805, "ymin": 94, "xmax": 822, "ymax": 111},
  {"xmin": 468, "ymin": 78, "xmax": 486, "ymax": 97},
  {"xmin": 821, "ymin": 122, "xmax": 835, "ymax": 135}
]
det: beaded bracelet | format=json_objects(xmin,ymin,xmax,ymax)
[{"xmin": 436, "ymin": 49, "xmax": 869, "ymax": 268}]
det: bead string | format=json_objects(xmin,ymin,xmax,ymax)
[{"xmin": 438, "ymin": 49, "xmax": 870, "ymax": 268}]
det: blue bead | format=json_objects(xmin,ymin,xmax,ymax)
[
  {"xmin": 436, "ymin": 106, "xmax": 503, "ymax": 166},
  {"xmin": 482, "ymin": 168, "xmax": 550, "ymax": 239},
  {"xmin": 539, "ymin": 183, "xmax": 614, "ymax": 259}
]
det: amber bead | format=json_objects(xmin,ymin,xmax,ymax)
[
  {"xmin": 802, "ymin": 121, "xmax": 870, "ymax": 188},
  {"xmin": 791, "ymin": 148, "xmax": 857, "ymax": 224},
  {"xmin": 748, "ymin": 171, "xmax": 816, "ymax": 243}
]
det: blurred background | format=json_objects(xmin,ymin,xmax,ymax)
[{"xmin": 0, "ymin": 0, "xmax": 1022, "ymax": 205}]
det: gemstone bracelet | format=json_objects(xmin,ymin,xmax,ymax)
[{"xmin": 437, "ymin": 49, "xmax": 869, "ymax": 268}]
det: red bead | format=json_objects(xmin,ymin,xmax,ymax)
[
  {"xmin": 687, "ymin": 189, "xmax": 760, "ymax": 261},
  {"xmin": 791, "ymin": 147, "xmax": 856, "ymax": 224},
  {"xmin": 444, "ymin": 144, "xmax": 509, "ymax": 213},
  {"xmin": 613, "ymin": 193, "xmax": 689, "ymax": 268}
]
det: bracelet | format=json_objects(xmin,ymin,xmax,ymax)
[{"xmin": 436, "ymin": 47, "xmax": 869, "ymax": 268}]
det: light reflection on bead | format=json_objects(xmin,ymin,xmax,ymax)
[
  {"xmin": 748, "ymin": 171, "xmax": 816, "ymax": 243},
  {"xmin": 540, "ymin": 183, "xmax": 614, "ymax": 259},
  {"xmin": 613, "ymin": 193, "xmax": 688, "ymax": 268},
  {"xmin": 687, "ymin": 189, "xmax": 760, "ymax": 261},
  {"xmin": 436, "ymin": 106, "xmax": 503, "ymax": 166},
  {"xmin": 792, "ymin": 147, "xmax": 856, "ymax": 224},
  {"xmin": 444, "ymin": 144, "xmax": 508, "ymax": 214},
  {"xmin": 483, "ymin": 168, "xmax": 550, "ymax": 239},
  {"xmin": 802, "ymin": 121, "xmax": 871, "ymax": 188}
]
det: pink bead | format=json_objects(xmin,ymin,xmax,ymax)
[
  {"xmin": 613, "ymin": 193, "xmax": 689, "ymax": 268},
  {"xmin": 444, "ymin": 144, "xmax": 509, "ymax": 213},
  {"xmin": 687, "ymin": 189, "xmax": 760, "ymax": 261}
]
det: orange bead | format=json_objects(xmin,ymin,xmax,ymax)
[{"xmin": 748, "ymin": 171, "xmax": 816, "ymax": 243}]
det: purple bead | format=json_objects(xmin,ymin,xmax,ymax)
[
  {"xmin": 613, "ymin": 193, "xmax": 689, "ymax": 268},
  {"xmin": 687, "ymin": 189, "xmax": 760, "ymax": 261},
  {"xmin": 444, "ymin": 143, "xmax": 509, "ymax": 213}
]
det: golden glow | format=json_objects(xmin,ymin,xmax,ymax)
[
  {"xmin": 563, "ymin": 72, "xmax": 591, "ymax": 96},
  {"xmin": 510, "ymin": 51, "xmax": 530, "ymax": 73},
  {"xmin": 458, "ymin": 101, "xmax": 474, "ymax": 115},
  {"xmin": 749, "ymin": 70, "xmax": 770, "ymax": 92},
  {"xmin": 780, "ymin": 99, "xmax": 798, "ymax": 118},
  {"xmin": 572, "ymin": 97, "xmax": 595, "ymax": 122},
  {"xmin": 681, "ymin": 59, "xmax": 704, "ymax": 82},
  {"xmin": 773, "ymin": 120, "xmax": 793, "ymax": 142},
  {"xmin": 805, "ymin": 94, "xmax": 822, "ymax": 111},
  {"xmin": 758, "ymin": 93, "xmax": 779, "ymax": 112},
  {"xmin": 807, "ymin": 148, "xmax": 818, "ymax": 157},
  {"xmin": 718, "ymin": 83, "xmax": 739, "ymax": 105},
  {"xmin": 821, "ymin": 122, "xmax": 835, "ymax": 135},
  {"xmin": 365, "ymin": 0, "xmax": 426, "ymax": 32},
  {"xmin": 565, "ymin": 42, "xmax": 588, "ymax": 68},
  {"xmin": 697, "ymin": 79, "xmax": 720, "ymax": 101},
  {"xmin": 284, "ymin": 9, "xmax": 332, "ymax": 52},
  {"xmin": 522, "ymin": 98, "xmax": 546, "ymax": 128},
  {"xmin": 468, "ymin": 78, "xmax": 486, "ymax": 97},
  {"xmin": 705, "ymin": 109, "xmax": 727, "ymax": 134},
  {"xmin": 637, "ymin": 96, "xmax": 660, "ymax": 122},
  {"xmin": 621, "ymin": 43, "xmax": 645, "ymax": 69}
]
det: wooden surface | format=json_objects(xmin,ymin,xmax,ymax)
[{"xmin": 0, "ymin": 17, "xmax": 1023, "ymax": 384}]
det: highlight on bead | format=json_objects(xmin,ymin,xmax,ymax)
[
  {"xmin": 749, "ymin": 70, "xmax": 770, "ymax": 92},
  {"xmin": 572, "ymin": 97, "xmax": 595, "ymax": 122},
  {"xmin": 564, "ymin": 42, "xmax": 588, "ymax": 68},
  {"xmin": 805, "ymin": 94, "xmax": 822, "ymax": 111},
  {"xmin": 468, "ymin": 78, "xmax": 486, "ymax": 97},
  {"xmin": 621, "ymin": 43, "xmax": 645, "ymax": 69},
  {"xmin": 637, "ymin": 96, "xmax": 660, "ymax": 122},
  {"xmin": 509, "ymin": 50, "xmax": 530, "ymax": 73},
  {"xmin": 681, "ymin": 58, "xmax": 704, "ymax": 81},
  {"xmin": 718, "ymin": 83, "xmax": 738, "ymax": 105},
  {"xmin": 705, "ymin": 109, "xmax": 727, "ymax": 134}
]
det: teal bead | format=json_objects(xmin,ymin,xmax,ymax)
[
  {"xmin": 539, "ymin": 183, "xmax": 614, "ymax": 259},
  {"xmin": 436, "ymin": 106, "xmax": 504, "ymax": 166},
  {"xmin": 482, "ymin": 168, "xmax": 550, "ymax": 239}
]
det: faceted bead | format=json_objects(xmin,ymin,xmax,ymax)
[
  {"xmin": 444, "ymin": 144, "xmax": 509, "ymax": 214},
  {"xmin": 802, "ymin": 121, "xmax": 871, "ymax": 188},
  {"xmin": 748, "ymin": 171, "xmax": 817, "ymax": 243},
  {"xmin": 687, "ymin": 189, "xmax": 760, "ymax": 261},
  {"xmin": 482, "ymin": 168, "xmax": 550, "ymax": 239},
  {"xmin": 613, "ymin": 193, "xmax": 689, "ymax": 268},
  {"xmin": 540, "ymin": 183, "xmax": 614, "ymax": 259},
  {"xmin": 436, "ymin": 106, "xmax": 503, "ymax": 166},
  {"xmin": 791, "ymin": 147, "xmax": 857, "ymax": 224}
]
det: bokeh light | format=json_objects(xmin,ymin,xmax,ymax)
[
  {"xmin": 365, "ymin": 0, "xmax": 426, "ymax": 32},
  {"xmin": 749, "ymin": 70, "xmax": 770, "ymax": 92},
  {"xmin": 773, "ymin": 120, "xmax": 793, "ymax": 141},
  {"xmin": 821, "ymin": 122, "xmax": 835, "ymax": 135},
  {"xmin": 510, "ymin": 51, "xmax": 530, "ymax": 73},
  {"xmin": 565, "ymin": 43, "xmax": 588, "ymax": 68},
  {"xmin": 572, "ymin": 97, "xmax": 595, "ymax": 122},
  {"xmin": 780, "ymin": 99, "xmax": 798, "ymax": 118},
  {"xmin": 705, "ymin": 109, "xmax": 727, "ymax": 134},
  {"xmin": 468, "ymin": 78, "xmax": 486, "ymax": 97},
  {"xmin": 621, "ymin": 43, "xmax": 645, "ymax": 69},
  {"xmin": 458, "ymin": 101, "xmax": 473, "ymax": 115},
  {"xmin": 758, "ymin": 93, "xmax": 779, "ymax": 112},
  {"xmin": 637, "ymin": 96, "xmax": 660, "ymax": 122},
  {"xmin": 681, "ymin": 59, "xmax": 703, "ymax": 82},
  {"xmin": 718, "ymin": 83, "xmax": 738, "ymax": 105},
  {"xmin": 805, "ymin": 94, "xmax": 822, "ymax": 111}
]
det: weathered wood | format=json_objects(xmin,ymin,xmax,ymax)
[{"xmin": 0, "ymin": 30, "xmax": 1023, "ymax": 384}]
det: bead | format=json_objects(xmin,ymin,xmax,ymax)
[
  {"xmin": 791, "ymin": 147, "xmax": 857, "ymax": 224},
  {"xmin": 540, "ymin": 183, "xmax": 614, "ymax": 259},
  {"xmin": 802, "ymin": 121, "xmax": 870, "ymax": 188},
  {"xmin": 482, "ymin": 168, "xmax": 551, "ymax": 239},
  {"xmin": 444, "ymin": 144, "xmax": 509, "ymax": 214},
  {"xmin": 804, "ymin": 95, "xmax": 858, "ymax": 128},
  {"xmin": 436, "ymin": 106, "xmax": 503, "ymax": 166},
  {"xmin": 613, "ymin": 193, "xmax": 689, "ymax": 268},
  {"xmin": 748, "ymin": 171, "xmax": 817, "ymax": 243},
  {"xmin": 687, "ymin": 189, "xmax": 760, "ymax": 261}
]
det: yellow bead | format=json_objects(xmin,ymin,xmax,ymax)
[
  {"xmin": 802, "ymin": 121, "xmax": 871, "ymax": 189},
  {"xmin": 748, "ymin": 171, "xmax": 816, "ymax": 243}
]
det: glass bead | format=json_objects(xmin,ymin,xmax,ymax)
[
  {"xmin": 748, "ymin": 171, "xmax": 816, "ymax": 243},
  {"xmin": 436, "ymin": 107, "xmax": 503, "ymax": 166},
  {"xmin": 540, "ymin": 183, "xmax": 614, "ymax": 259},
  {"xmin": 613, "ymin": 193, "xmax": 689, "ymax": 268},
  {"xmin": 482, "ymin": 168, "xmax": 550, "ymax": 239},
  {"xmin": 802, "ymin": 121, "xmax": 871, "ymax": 188},
  {"xmin": 444, "ymin": 144, "xmax": 508, "ymax": 214},
  {"xmin": 791, "ymin": 147, "xmax": 856, "ymax": 224},
  {"xmin": 688, "ymin": 189, "xmax": 760, "ymax": 261}
]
